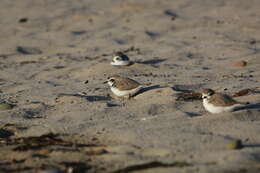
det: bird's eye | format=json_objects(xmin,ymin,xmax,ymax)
[
  {"xmin": 202, "ymin": 95, "xmax": 208, "ymax": 99},
  {"xmin": 115, "ymin": 57, "xmax": 122, "ymax": 61},
  {"xmin": 110, "ymin": 79, "xmax": 115, "ymax": 83}
]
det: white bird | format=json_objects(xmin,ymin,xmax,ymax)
[
  {"xmin": 104, "ymin": 75, "xmax": 142, "ymax": 98},
  {"xmin": 202, "ymin": 88, "xmax": 248, "ymax": 114}
]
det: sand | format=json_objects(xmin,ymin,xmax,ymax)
[{"xmin": 0, "ymin": 0, "xmax": 260, "ymax": 172}]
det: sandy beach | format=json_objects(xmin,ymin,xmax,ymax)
[{"xmin": 0, "ymin": 0, "xmax": 260, "ymax": 172}]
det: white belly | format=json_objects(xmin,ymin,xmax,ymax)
[
  {"xmin": 110, "ymin": 60, "xmax": 130, "ymax": 66},
  {"xmin": 203, "ymin": 100, "xmax": 242, "ymax": 114},
  {"xmin": 111, "ymin": 86, "xmax": 142, "ymax": 97}
]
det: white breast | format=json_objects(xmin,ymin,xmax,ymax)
[
  {"xmin": 110, "ymin": 60, "xmax": 130, "ymax": 66},
  {"xmin": 203, "ymin": 99, "xmax": 242, "ymax": 114},
  {"xmin": 111, "ymin": 86, "xmax": 142, "ymax": 97}
]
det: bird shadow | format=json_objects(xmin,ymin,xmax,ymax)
[
  {"xmin": 235, "ymin": 102, "xmax": 260, "ymax": 111},
  {"xmin": 243, "ymin": 144, "xmax": 260, "ymax": 148},
  {"xmin": 135, "ymin": 85, "xmax": 164, "ymax": 96},
  {"xmin": 137, "ymin": 58, "xmax": 167, "ymax": 65},
  {"xmin": 58, "ymin": 93, "xmax": 111, "ymax": 102},
  {"xmin": 185, "ymin": 112, "xmax": 202, "ymax": 117},
  {"xmin": 145, "ymin": 31, "xmax": 160, "ymax": 39},
  {"xmin": 171, "ymin": 84, "xmax": 205, "ymax": 93}
]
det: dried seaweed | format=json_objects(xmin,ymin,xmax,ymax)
[
  {"xmin": 0, "ymin": 166, "xmax": 33, "ymax": 173},
  {"xmin": 176, "ymin": 93, "xmax": 202, "ymax": 101},
  {"xmin": 0, "ymin": 129, "xmax": 14, "ymax": 138},
  {"xmin": 176, "ymin": 88, "xmax": 259, "ymax": 101},
  {"xmin": 0, "ymin": 103, "xmax": 15, "ymax": 111},
  {"xmin": 0, "ymin": 133, "xmax": 102, "ymax": 152},
  {"xmin": 233, "ymin": 89, "xmax": 251, "ymax": 97},
  {"xmin": 0, "ymin": 133, "xmax": 105, "ymax": 172},
  {"xmin": 0, "ymin": 123, "xmax": 27, "ymax": 139},
  {"xmin": 12, "ymin": 133, "xmax": 70, "ymax": 151},
  {"xmin": 0, "ymin": 159, "xmax": 31, "ymax": 173},
  {"xmin": 31, "ymin": 153, "xmax": 49, "ymax": 159},
  {"xmin": 110, "ymin": 161, "xmax": 191, "ymax": 173}
]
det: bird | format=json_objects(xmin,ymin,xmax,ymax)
[
  {"xmin": 201, "ymin": 88, "xmax": 248, "ymax": 114},
  {"xmin": 104, "ymin": 75, "xmax": 143, "ymax": 98},
  {"xmin": 110, "ymin": 52, "xmax": 132, "ymax": 66}
]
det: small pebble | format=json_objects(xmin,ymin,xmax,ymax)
[
  {"xmin": 141, "ymin": 117, "xmax": 147, "ymax": 121},
  {"xmin": 19, "ymin": 18, "xmax": 28, "ymax": 23},
  {"xmin": 226, "ymin": 140, "xmax": 243, "ymax": 150},
  {"xmin": 71, "ymin": 30, "xmax": 87, "ymax": 35},
  {"xmin": 145, "ymin": 31, "xmax": 160, "ymax": 39},
  {"xmin": 233, "ymin": 60, "xmax": 247, "ymax": 68},
  {"xmin": 249, "ymin": 39, "xmax": 256, "ymax": 45},
  {"xmin": 0, "ymin": 103, "xmax": 13, "ymax": 111},
  {"xmin": 0, "ymin": 129, "xmax": 14, "ymax": 138},
  {"xmin": 164, "ymin": 9, "xmax": 178, "ymax": 20},
  {"xmin": 16, "ymin": 46, "xmax": 42, "ymax": 55}
]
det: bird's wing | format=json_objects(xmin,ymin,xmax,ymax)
[
  {"xmin": 114, "ymin": 77, "xmax": 140, "ymax": 90},
  {"xmin": 209, "ymin": 93, "xmax": 239, "ymax": 106}
]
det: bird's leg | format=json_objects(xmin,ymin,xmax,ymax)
[{"xmin": 123, "ymin": 94, "xmax": 131, "ymax": 100}]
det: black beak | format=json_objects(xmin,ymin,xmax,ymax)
[{"xmin": 103, "ymin": 80, "xmax": 108, "ymax": 84}]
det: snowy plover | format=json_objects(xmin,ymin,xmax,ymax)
[
  {"xmin": 202, "ymin": 88, "xmax": 248, "ymax": 114},
  {"xmin": 110, "ymin": 52, "xmax": 132, "ymax": 66},
  {"xmin": 104, "ymin": 76, "xmax": 142, "ymax": 98}
]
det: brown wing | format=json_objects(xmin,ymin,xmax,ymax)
[
  {"xmin": 114, "ymin": 77, "xmax": 140, "ymax": 90},
  {"xmin": 209, "ymin": 93, "xmax": 239, "ymax": 106}
]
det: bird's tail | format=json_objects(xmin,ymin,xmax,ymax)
[
  {"xmin": 239, "ymin": 101, "xmax": 250, "ymax": 105},
  {"xmin": 140, "ymin": 82, "xmax": 152, "ymax": 87}
]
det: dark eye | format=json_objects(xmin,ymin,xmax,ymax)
[
  {"xmin": 116, "ymin": 57, "xmax": 122, "ymax": 61},
  {"xmin": 110, "ymin": 79, "xmax": 115, "ymax": 82}
]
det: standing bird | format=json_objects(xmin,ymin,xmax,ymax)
[
  {"xmin": 104, "ymin": 76, "xmax": 142, "ymax": 98},
  {"xmin": 202, "ymin": 88, "xmax": 248, "ymax": 114}
]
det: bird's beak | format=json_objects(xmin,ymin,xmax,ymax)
[{"xmin": 103, "ymin": 80, "xmax": 108, "ymax": 84}]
